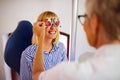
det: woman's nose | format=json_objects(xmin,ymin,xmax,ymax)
[{"xmin": 50, "ymin": 25, "xmax": 55, "ymax": 29}]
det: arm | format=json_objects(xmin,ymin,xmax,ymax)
[
  {"xmin": 39, "ymin": 62, "xmax": 75, "ymax": 80},
  {"xmin": 32, "ymin": 22, "xmax": 45, "ymax": 80},
  {"xmin": 39, "ymin": 62, "xmax": 66, "ymax": 80},
  {"xmin": 39, "ymin": 60, "xmax": 95, "ymax": 80},
  {"xmin": 20, "ymin": 49, "xmax": 32, "ymax": 80}
]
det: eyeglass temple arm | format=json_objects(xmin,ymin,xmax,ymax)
[
  {"xmin": 78, "ymin": 14, "xmax": 87, "ymax": 18},
  {"xmin": 78, "ymin": 15, "xmax": 81, "ymax": 18}
]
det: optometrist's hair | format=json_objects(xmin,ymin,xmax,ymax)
[
  {"xmin": 86, "ymin": 0, "xmax": 120, "ymax": 40},
  {"xmin": 32, "ymin": 11, "xmax": 60, "ymax": 45}
]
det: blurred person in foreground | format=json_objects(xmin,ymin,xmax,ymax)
[{"xmin": 33, "ymin": 0, "xmax": 120, "ymax": 80}]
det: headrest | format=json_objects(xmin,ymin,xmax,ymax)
[{"xmin": 4, "ymin": 20, "xmax": 33, "ymax": 74}]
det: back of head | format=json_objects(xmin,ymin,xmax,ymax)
[{"xmin": 86, "ymin": 0, "xmax": 120, "ymax": 41}]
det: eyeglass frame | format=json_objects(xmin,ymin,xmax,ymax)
[
  {"xmin": 44, "ymin": 18, "xmax": 60, "ymax": 27},
  {"xmin": 78, "ymin": 14, "xmax": 87, "ymax": 25}
]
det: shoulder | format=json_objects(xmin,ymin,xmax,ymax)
[
  {"xmin": 56, "ymin": 42, "xmax": 65, "ymax": 48},
  {"xmin": 54, "ymin": 42, "xmax": 66, "ymax": 51},
  {"xmin": 39, "ymin": 62, "xmax": 77, "ymax": 80},
  {"xmin": 21, "ymin": 44, "xmax": 37, "ymax": 60}
]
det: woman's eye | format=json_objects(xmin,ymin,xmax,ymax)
[
  {"xmin": 55, "ymin": 21, "xmax": 60, "ymax": 26},
  {"xmin": 45, "ymin": 21, "xmax": 51, "ymax": 27}
]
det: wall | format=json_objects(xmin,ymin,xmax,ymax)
[
  {"xmin": 0, "ymin": 0, "xmax": 72, "ymax": 79},
  {"xmin": 0, "ymin": 0, "xmax": 72, "ymax": 34}
]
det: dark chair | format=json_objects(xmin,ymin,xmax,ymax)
[{"xmin": 4, "ymin": 20, "xmax": 33, "ymax": 74}]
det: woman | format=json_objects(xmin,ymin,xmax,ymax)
[{"xmin": 20, "ymin": 11, "xmax": 68, "ymax": 80}]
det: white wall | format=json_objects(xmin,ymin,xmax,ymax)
[
  {"xmin": 0, "ymin": 0, "xmax": 72, "ymax": 79},
  {"xmin": 0, "ymin": 0, "xmax": 72, "ymax": 34}
]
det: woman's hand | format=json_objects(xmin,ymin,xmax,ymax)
[{"xmin": 33, "ymin": 22, "xmax": 45, "ymax": 40}]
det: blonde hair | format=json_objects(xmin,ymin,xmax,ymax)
[{"xmin": 32, "ymin": 11, "xmax": 60, "ymax": 45}]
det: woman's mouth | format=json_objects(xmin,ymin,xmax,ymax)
[{"xmin": 48, "ymin": 31, "xmax": 56, "ymax": 34}]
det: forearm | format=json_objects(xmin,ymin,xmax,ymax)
[{"xmin": 32, "ymin": 38, "xmax": 44, "ymax": 80}]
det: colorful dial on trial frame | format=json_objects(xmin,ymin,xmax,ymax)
[{"xmin": 45, "ymin": 18, "xmax": 60, "ymax": 27}]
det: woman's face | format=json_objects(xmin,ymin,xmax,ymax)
[{"xmin": 44, "ymin": 17, "xmax": 60, "ymax": 40}]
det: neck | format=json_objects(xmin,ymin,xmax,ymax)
[
  {"xmin": 94, "ymin": 24, "xmax": 120, "ymax": 48},
  {"xmin": 95, "ymin": 26, "xmax": 120, "ymax": 48},
  {"xmin": 111, "ymin": 40, "xmax": 120, "ymax": 44},
  {"xmin": 43, "ymin": 38, "xmax": 53, "ymax": 52},
  {"xmin": 95, "ymin": 35, "xmax": 110, "ymax": 48},
  {"xmin": 96, "ymin": 39, "xmax": 120, "ymax": 48}
]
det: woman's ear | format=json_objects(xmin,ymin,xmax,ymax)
[{"xmin": 90, "ymin": 13, "xmax": 99, "ymax": 34}]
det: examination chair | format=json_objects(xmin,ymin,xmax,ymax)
[{"xmin": 4, "ymin": 20, "xmax": 33, "ymax": 75}]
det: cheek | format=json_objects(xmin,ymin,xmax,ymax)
[
  {"xmin": 84, "ymin": 22, "xmax": 97, "ymax": 47},
  {"xmin": 45, "ymin": 28, "xmax": 49, "ymax": 34},
  {"xmin": 83, "ymin": 20, "xmax": 89, "ymax": 37},
  {"xmin": 55, "ymin": 28, "xmax": 59, "ymax": 31},
  {"xmin": 84, "ymin": 21, "xmax": 94, "ymax": 46},
  {"xmin": 45, "ymin": 26, "xmax": 51, "ymax": 31}
]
